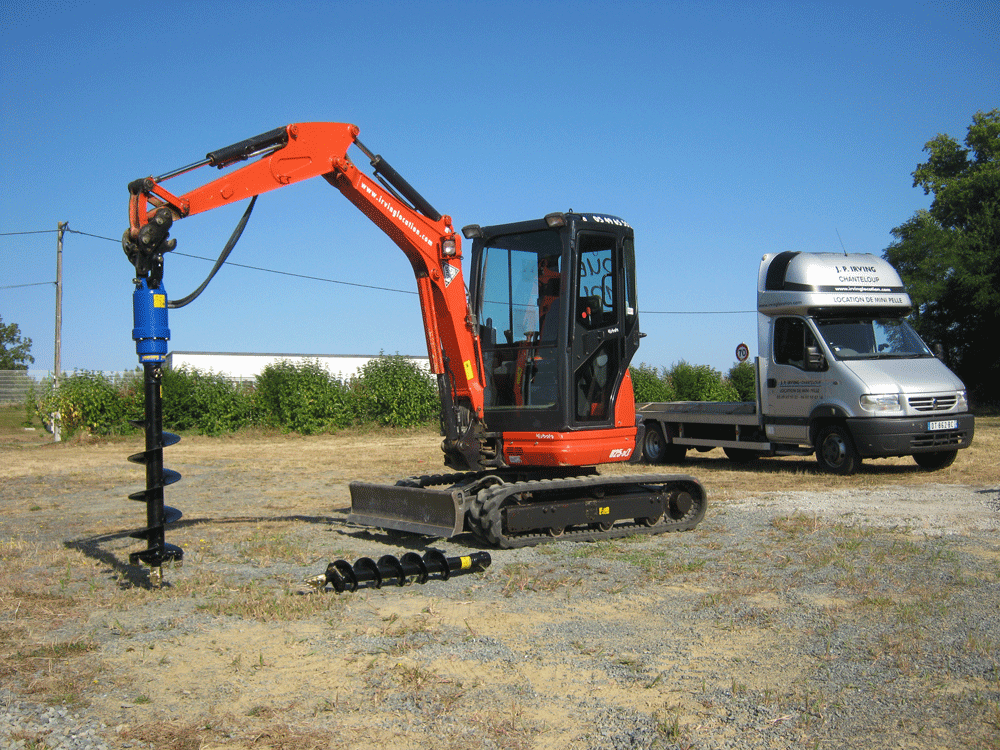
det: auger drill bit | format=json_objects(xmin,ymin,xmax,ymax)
[
  {"xmin": 127, "ymin": 362, "xmax": 183, "ymax": 585},
  {"xmin": 126, "ymin": 270, "xmax": 183, "ymax": 586},
  {"xmin": 305, "ymin": 550, "xmax": 492, "ymax": 593}
]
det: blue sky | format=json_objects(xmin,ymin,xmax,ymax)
[{"xmin": 1, "ymin": 0, "xmax": 996, "ymax": 377}]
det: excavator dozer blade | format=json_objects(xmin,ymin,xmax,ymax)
[{"xmin": 347, "ymin": 481, "xmax": 465, "ymax": 538}]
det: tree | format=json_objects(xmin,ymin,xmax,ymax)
[
  {"xmin": 884, "ymin": 109, "xmax": 999, "ymax": 408},
  {"xmin": 0, "ymin": 314, "xmax": 34, "ymax": 370},
  {"xmin": 727, "ymin": 360, "xmax": 757, "ymax": 402}
]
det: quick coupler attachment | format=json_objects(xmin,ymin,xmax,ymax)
[
  {"xmin": 305, "ymin": 550, "xmax": 492, "ymax": 593},
  {"xmin": 127, "ymin": 362, "xmax": 183, "ymax": 586}
]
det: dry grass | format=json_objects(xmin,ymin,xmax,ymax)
[{"xmin": 0, "ymin": 415, "xmax": 997, "ymax": 750}]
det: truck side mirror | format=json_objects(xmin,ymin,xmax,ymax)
[
  {"xmin": 805, "ymin": 346, "xmax": 827, "ymax": 371},
  {"xmin": 933, "ymin": 343, "xmax": 945, "ymax": 360}
]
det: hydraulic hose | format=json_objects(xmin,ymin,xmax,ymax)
[{"xmin": 169, "ymin": 196, "xmax": 257, "ymax": 309}]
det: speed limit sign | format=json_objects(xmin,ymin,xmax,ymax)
[{"xmin": 735, "ymin": 342, "xmax": 750, "ymax": 362}]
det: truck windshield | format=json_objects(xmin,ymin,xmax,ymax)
[{"xmin": 815, "ymin": 318, "xmax": 933, "ymax": 360}]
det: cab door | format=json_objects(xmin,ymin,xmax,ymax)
[
  {"xmin": 763, "ymin": 316, "xmax": 825, "ymax": 442},
  {"xmin": 570, "ymin": 231, "xmax": 639, "ymax": 427}
]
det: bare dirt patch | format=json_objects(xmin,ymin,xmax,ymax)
[{"xmin": 1, "ymin": 420, "xmax": 998, "ymax": 749}]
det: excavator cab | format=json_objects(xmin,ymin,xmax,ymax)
[{"xmin": 464, "ymin": 212, "xmax": 642, "ymax": 467}]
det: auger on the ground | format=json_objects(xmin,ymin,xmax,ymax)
[{"xmin": 305, "ymin": 550, "xmax": 492, "ymax": 593}]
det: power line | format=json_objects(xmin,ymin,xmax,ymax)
[
  {"xmin": 1, "ymin": 224, "xmax": 757, "ymax": 313},
  {"xmin": 2, "ymin": 225, "xmax": 419, "ymax": 297},
  {"xmin": 1, "ymin": 281, "xmax": 55, "ymax": 290},
  {"xmin": 172, "ymin": 251, "xmax": 419, "ymax": 296},
  {"xmin": 67, "ymin": 228, "xmax": 119, "ymax": 242}
]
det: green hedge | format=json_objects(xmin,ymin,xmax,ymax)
[
  {"xmin": 255, "ymin": 359, "xmax": 353, "ymax": 434},
  {"xmin": 630, "ymin": 360, "xmax": 745, "ymax": 404},
  {"xmin": 30, "ymin": 371, "xmax": 141, "ymax": 437},
  {"xmin": 29, "ymin": 355, "xmax": 440, "ymax": 438},
  {"xmin": 161, "ymin": 367, "xmax": 256, "ymax": 436},
  {"xmin": 352, "ymin": 355, "xmax": 439, "ymax": 427},
  {"xmin": 33, "ymin": 356, "xmax": 753, "ymax": 439},
  {"xmin": 726, "ymin": 360, "xmax": 757, "ymax": 402},
  {"xmin": 629, "ymin": 364, "xmax": 677, "ymax": 402}
]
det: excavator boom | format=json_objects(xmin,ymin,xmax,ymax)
[{"xmin": 126, "ymin": 122, "xmax": 488, "ymax": 468}]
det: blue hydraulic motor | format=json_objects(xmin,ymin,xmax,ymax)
[{"xmin": 132, "ymin": 278, "xmax": 170, "ymax": 364}]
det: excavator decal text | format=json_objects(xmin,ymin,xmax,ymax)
[{"xmin": 358, "ymin": 178, "xmax": 436, "ymax": 247}]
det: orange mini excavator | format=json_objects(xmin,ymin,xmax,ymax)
[{"xmin": 122, "ymin": 122, "xmax": 706, "ymax": 581}]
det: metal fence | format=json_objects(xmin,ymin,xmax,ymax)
[
  {"xmin": 1, "ymin": 370, "xmax": 50, "ymax": 404},
  {"xmin": 0, "ymin": 369, "xmax": 256, "ymax": 404},
  {"xmin": 0, "ymin": 370, "xmax": 136, "ymax": 404}
]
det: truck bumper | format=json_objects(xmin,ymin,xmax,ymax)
[{"xmin": 847, "ymin": 414, "xmax": 975, "ymax": 457}]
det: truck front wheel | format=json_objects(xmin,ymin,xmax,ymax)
[
  {"xmin": 815, "ymin": 425, "xmax": 860, "ymax": 475},
  {"xmin": 913, "ymin": 450, "xmax": 958, "ymax": 470}
]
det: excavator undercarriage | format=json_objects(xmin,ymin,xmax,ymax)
[{"xmin": 349, "ymin": 470, "xmax": 706, "ymax": 548}]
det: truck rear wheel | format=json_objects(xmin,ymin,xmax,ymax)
[
  {"xmin": 642, "ymin": 423, "xmax": 667, "ymax": 463},
  {"xmin": 913, "ymin": 450, "xmax": 958, "ymax": 470},
  {"xmin": 642, "ymin": 422, "xmax": 686, "ymax": 464},
  {"xmin": 815, "ymin": 425, "xmax": 860, "ymax": 475}
]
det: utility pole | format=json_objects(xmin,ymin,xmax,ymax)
[{"xmin": 53, "ymin": 222, "xmax": 66, "ymax": 442}]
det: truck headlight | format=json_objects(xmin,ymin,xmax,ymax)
[
  {"xmin": 860, "ymin": 393, "xmax": 902, "ymax": 413},
  {"xmin": 957, "ymin": 390, "xmax": 968, "ymax": 411}
]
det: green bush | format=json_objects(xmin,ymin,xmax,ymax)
[
  {"xmin": 629, "ymin": 363, "xmax": 676, "ymax": 402},
  {"xmin": 667, "ymin": 360, "xmax": 739, "ymax": 402},
  {"xmin": 352, "ymin": 355, "xmax": 439, "ymax": 427},
  {"xmin": 255, "ymin": 359, "xmax": 353, "ymax": 434},
  {"xmin": 28, "ymin": 355, "xmax": 757, "ymax": 437},
  {"xmin": 30, "ymin": 370, "xmax": 141, "ymax": 437},
  {"xmin": 160, "ymin": 367, "xmax": 255, "ymax": 436},
  {"xmin": 727, "ymin": 360, "xmax": 757, "ymax": 402}
]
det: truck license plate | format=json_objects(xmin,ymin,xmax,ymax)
[{"xmin": 927, "ymin": 420, "xmax": 958, "ymax": 431}]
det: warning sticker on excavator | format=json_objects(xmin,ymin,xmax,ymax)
[
  {"xmin": 464, "ymin": 360, "xmax": 474, "ymax": 381},
  {"xmin": 153, "ymin": 294, "xmax": 166, "ymax": 308},
  {"xmin": 442, "ymin": 262, "xmax": 460, "ymax": 287}
]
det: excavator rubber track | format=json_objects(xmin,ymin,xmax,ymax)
[{"xmin": 349, "ymin": 472, "xmax": 707, "ymax": 548}]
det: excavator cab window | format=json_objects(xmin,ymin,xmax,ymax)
[{"xmin": 477, "ymin": 229, "xmax": 564, "ymax": 414}]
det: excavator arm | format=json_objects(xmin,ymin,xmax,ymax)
[{"xmin": 124, "ymin": 122, "xmax": 490, "ymax": 469}]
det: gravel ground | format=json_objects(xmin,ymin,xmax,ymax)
[{"xmin": 1, "ymin": 438, "xmax": 998, "ymax": 750}]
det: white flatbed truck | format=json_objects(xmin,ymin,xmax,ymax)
[{"xmin": 637, "ymin": 251, "xmax": 975, "ymax": 474}]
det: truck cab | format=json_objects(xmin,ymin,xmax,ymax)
[
  {"xmin": 637, "ymin": 251, "xmax": 974, "ymax": 474},
  {"xmin": 757, "ymin": 251, "xmax": 974, "ymax": 472}
]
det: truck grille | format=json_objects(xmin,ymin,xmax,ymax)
[
  {"xmin": 908, "ymin": 395, "xmax": 958, "ymax": 412},
  {"xmin": 911, "ymin": 429, "xmax": 968, "ymax": 449}
]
